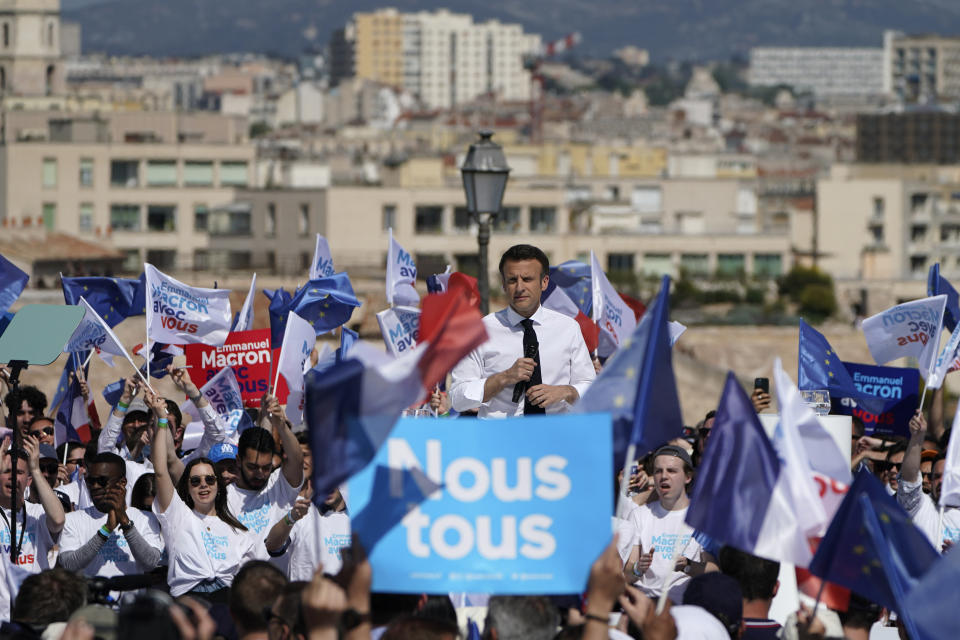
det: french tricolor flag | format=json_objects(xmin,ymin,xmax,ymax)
[
  {"xmin": 541, "ymin": 279, "xmax": 599, "ymax": 353},
  {"xmin": 306, "ymin": 289, "xmax": 487, "ymax": 500}
]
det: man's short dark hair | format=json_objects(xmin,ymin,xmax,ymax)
[
  {"xmin": 498, "ymin": 245, "xmax": 549, "ymax": 279},
  {"xmin": 229, "ymin": 560, "xmax": 287, "ymax": 634},
  {"xmin": 12, "ymin": 568, "xmax": 86, "ymax": 626},
  {"xmin": 56, "ymin": 442, "xmax": 86, "ymax": 461},
  {"xmin": 122, "ymin": 410, "xmax": 150, "ymax": 428},
  {"xmin": 838, "ymin": 593, "xmax": 882, "ymax": 631},
  {"xmin": 718, "ymin": 546, "xmax": 780, "ymax": 601},
  {"xmin": 87, "ymin": 452, "xmax": 127, "ymax": 479},
  {"xmin": 4, "ymin": 385, "xmax": 47, "ymax": 419},
  {"xmin": 272, "ymin": 581, "xmax": 308, "ymax": 637},
  {"xmin": 483, "ymin": 596, "xmax": 559, "ymax": 640},
  {"xmin": 383, "ymin": 615, "xmax": 460, "ymax": 640},
  {"xmin": 238, "ymin": 427, "xmax": 276, "ymax": 458},
  {"xmin": 885, "ymin": 442, "xmax": 907, "ymax": 461}
]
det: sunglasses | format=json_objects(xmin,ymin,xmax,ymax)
[
  {"xmin": 86, "ymin": 475, "xmax": 114, "ymax": 488},
  {"xmin": 30, "ymin": 427, "xmax": 54, "ymax": 438},
  {"xmin": 66, "ymin": 458, "xmax": 85, "ymax": 467},
  {"xmin": 189, "ymin": 475, "xmax": 217, "ymax": 488}
]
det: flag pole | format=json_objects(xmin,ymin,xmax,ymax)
[
  {"xmin": 936, "ymin": 504, "xmax": 946, "ymax": 552},
  {"xmin": 81, "ymin": 350, "xmax": 94, "ymax": 369},
  {"xmin": 919, "ymin": 384, "xmax": 929, "ymax": 412},
  {"xmin": 806, "ymin": 578, "xmax": 827, "ymax": 625}
]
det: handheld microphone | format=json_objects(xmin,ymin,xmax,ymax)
[{"xmin": 512, "ymin": 342, "xmax": 539, "ymax": 403}]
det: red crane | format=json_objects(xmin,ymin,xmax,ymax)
[{"xmin": 524, "ymin": 32, "xmax": 581, "ymax": 143}]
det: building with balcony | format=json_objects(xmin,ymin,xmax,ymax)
[
  {"xmin": 748, "ymin": 46, "xmax": 884, "ymax": 97},
  {"xmin": 884, "ymin": 30, "xmax": 960, "ymax": 102}
]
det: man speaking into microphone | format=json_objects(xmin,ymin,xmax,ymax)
[{"xmin": 449, "ymin": 244, "xmax": 595, "ymax": 418}]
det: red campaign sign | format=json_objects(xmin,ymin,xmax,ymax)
[{"xmin": 184, "ymin": 329, "xmax": 289, "ymax": 407}]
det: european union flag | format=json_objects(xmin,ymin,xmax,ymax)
[
  {"xmin": 809, "ymin": 469, "xmax": 937, "ymax": 622},
  {"xmin": 61, "ymin": 274, "xmax": 146, "ymax": 328},
  {"xmin": 338, "ymin": 326, "xmax": 359, "ymax": 363},
  {"xmin": 687, "ymin": 372, "xmax": 781, "ymax": 555},
  {"xmin": 928, "ymin": 263, "xmax": 960, "ymax": 333},
  {"xmin": 263, "ymin": 287, "xmax": 293, "ymax": 349},
  {"xmin": 289, "ymin": 273, "xmax": 360, "ymax": 336},
  {"xmin": 798, "ymin": 319, "xmax": 887, "ymax": 415},
  {"xmin": 904, "ymin": 531, "xmax": 960, "ymax": 640},
  {"xmin": 549, "ymin": 260, "xmax": 592, "ymax": 317},
  {"xmin": 0, "ymin": 253, "xmax": 29, "ymax": 318},
  {"xmin": 577, "ymin": 275, "xmax": 682, "ymax": 464}
]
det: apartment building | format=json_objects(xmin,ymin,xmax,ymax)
[
  {"xmin": 329, "ymin": 8, "xmax": 541, "ymax": 109},
  {"xmin": 0, "ymin": 0, "xmax": 65, "ymax": 97},
  {"xmin": 748, "ymin": 47, "xmax": 884, "ymax": 96},
  {"xmin": 0, "ymin": 110, "xmax": 254, "ymax": 272},
  {"xmin": 884, "ymin": 30, "xmax": 960, "ymax": 102},
  {"xmin": 856, "ymin": 111, "xmax": 960, "ymax": 164}
]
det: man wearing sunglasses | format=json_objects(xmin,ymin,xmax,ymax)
[
  {"xmin": 53, "ymin": 442, "xmax": 87, "ymax": 511},
  {"xmin": 57, "ymin": 452, "xmax": 163, "ymax": 578},
  {"xmin": 27, "ymin": 418, "xmax": 55, "ymax": 447},
  {"xmin": 25, "ymin": 445, "xmax": 72, "ymax": 514}
]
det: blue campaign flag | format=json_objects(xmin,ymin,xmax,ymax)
[
  {"xmin": 830, "ymin": 362, "xmax": 918, "ymax": 438},
  {"xmin": 549, "ymin": 260, "xmax": 592, "ymax": 317},
  {"xmin": 686, "ymin": 372, "xmax": 780, "ymax": 554},
  {"xmin": 338, "ymin": 326, "xmax": 359, "ymax": 363},
  {"xmin": 0, "ymin": 253, "xmax": 28, "ymax": 318},
  {"xmin": 61, "ymin": 274, "xmax": 145, "ymax": 328},
  {"xmin": 577, "ymin": 276, "xmax": 682, "ymax": 465},
  {"xmin": 904, "ymin": 533, "xmax": 960, "ymax": 640},
  {"xmin": 102, "ymin": 377, "xmax": 126, "ymax": 409},
  {"xmin": 263, "ymin": 287, "xmax": 293, "ymax": 349},
  {"xmin": 928, "ymin": 263, "xmax": 960, "ymax": 333},
  {"xmin": 289, "ymin": 273, "xmax": 360, "ymax": 336},
  {"xmin": 347, "ymin": 413, "xmax": 613, "ymax": 595},
  {"xmin": 798, "ymin": 319, "xmax": 888, "ymax": 416},
  {"xmin": 809, "ymin": 469, "xmax": 938, "ymax": 616}
]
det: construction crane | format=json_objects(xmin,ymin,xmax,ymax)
[{"xmin": 524, "ymin": 32, "xmax": 581, "ymax": 143}]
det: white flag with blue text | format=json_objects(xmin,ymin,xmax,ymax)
[
  {"xmin": 233, "ymin": 273, "xmax": 257, "ymax": 333},
  {"xmin": 145, "ymin": 264, "xmax": 232, "ymax": 346},
  {"xmin": 376, "ymin": 306, "xmax": 421, "ymax": 357},
  {"xmin": 309, "ymin": 234, "xmax": 335, "ymax": 280},
  {"xmin": 387, "ymin": 228, "xmax": 419, "ymax": 307},
  {"xmin": 862, "ymin": 295, "xmax": 946, "ymax": 383},
  {"xmin": 590, "ymin": 251, "xmax": 636, "ymax": 358}
]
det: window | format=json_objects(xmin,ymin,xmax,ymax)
[
  {"xmin": 79, "ymin": 158, "xmax": 93, "ymax": 187},
  {"xmin": 643, "ymin": 254, "xmax": 673, "ymax": 277},
  {"xmin": 193, "ymin": 250, "xmax": 209, "ymax": 271},
  {"xmin": 607, "ymin": 252, "xmax": 635, "ymax": 272},
  {"xmin": 183, "ymin": 161, "xmax": 214, "ymax": 186},
  {"xmin": 530, "ymin": 206, "xmax": 556, "ymax": 233},
  {"xmin": 298, "ymin": 204, "xmax": 310, "ymax": 236},
  {"xmin": 493, "ymin": 206, "xmax": 521, "ymax": 233},
  {"xmin": 122, "ymin": 249, "xmax": 141, "ymax": 272},
  {"xmin": 42, "ymin": 158, "xmax": 57, "ymax": 188},
  {"xmin": 209, "ymin": 207, "xmax": 250, "ymax": 236},
  {"xmin": 382, "ymin": 204, "xmax": 396, "ymax": 231},
  {"xmin": 220, "ymin": 161, "xmax": 248, "ymax": 186},
  {"xmin": 415, "ymin": 205, "xmax": 443, "ymax": 234},
  {"xmin": 754, "ymin": 254, "xmax": 782, "ymax": 278},
  {"xmin": 632, "ymin": 186, "xmax": 662, "ymax": 213},
  {"xmin": 194, "ymin": 204, "xmax": 208, "ymax": 231},
  {"xmin": 680, "ymin": 253, "xmax": 709, "ymax": 277},
  {"xmin": 300, "ymin": 252, "xmax": 311, "ymax": 271},
  {"xmin": 146, "ymin": 249, "xmax": 177, "ymax": 270},
  {"xmin": 266, "ymin": 204, "xmax": 276, "ymax": 237},
  {"xmin": 146, "ymin": 160, "xmax": 177, "ymax": 187},
  {"xmin": 110, "ymin": 205, "xmax": 140, "ymax": 231},
  {"xmin": 3, "ymin": 24, "xmax": 8, "ymax": 48},
  {"xmin": 455, "ymin": 253, "xmax": 479, "ymax": 277},
  {"xmin": 872, "ymin": 197, "xmax": 885, "ymax": 219},
  {"xmin": 453, "ymin": 206, "xmax": 472, "ymax": 232},
  {"xmin": 717, "ymin": 253, "xmax": 745, "ymax": 278},
  {"xmin": 416, "ymin": 253, "xmax": 447, "ymax": 276},
  {"xmin": 147, "ymin": 205, "xmax": 176, "ymax": 232},
  {"xmin": 42, "ymin": 203, "xmax": 56, "ymax": 231},
  {"xmin": 228, "ymin": 251, "xmax": 252, "ymax": 270},
  {"xmin": 111, "ymin": 160, "xmax": 139, "ymax": 187},
  {"xmin": 78, "ymin": 203, "xmax": 93, "ymax": 232}
]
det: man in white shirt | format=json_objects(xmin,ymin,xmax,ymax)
[
  {"xmin": 622, "ymin": 445, "xmax": 705, "ymax": 604},
  {"xmin": 898, "ymin": 411, "xmax": 960, "ymax": 550},
  {"xmin": 449, "ymin": 244, "xmax": 595, "ymax": 418}
]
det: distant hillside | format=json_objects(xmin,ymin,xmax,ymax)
[{"xmin": 62, "ymin": 0, "xmax": 960, "ymax": 61}]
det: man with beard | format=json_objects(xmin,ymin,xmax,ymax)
[
  {"xmin": 226, "ymin": 393, "xmax": 303, "ymax": 539},
  {"xmin": 57, "ymin": 452, "xmax": 163, "ymax": 577}
]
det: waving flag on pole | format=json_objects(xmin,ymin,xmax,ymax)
[
  {"xmin": 62, "ymin": 273, "xmax": 145, "ymax": 327},
  {"xmin": 940, "ymin": 402, "xmax": 960, "ymax": 509},
  {"xmin": 550, "ymin": 260, "xmax": 593, "ymax": 316},
  {"xmin": 386, "ymin": 228, "xmax": 419, "ymax": 307},
  {"xmin": 376, "ymin": 306, "xmax": 420, "ymax": 357},
  {"xmin": 426, "ymin": 265, "xmax": 452, "ymax": 294},
  {"xmin": 232, "ymin": 273, "xmax": 257, "ymax": 332},
  {"xmin": 181, "ymin": 366, "xmax": 253, "ymax": 440},
  {"xmin": 274, "ymin": 310, "xmax": 315, "ymax": 424},
  {"xmin": 145, "ymin": 264, "xmax": 231, "ymax": 346},
  {"xmin": 904, "ymin": 524, "xmax": 960, "ymax": 640},
  {"xmin": 541, "ymin": 278, "xmax": 599, "ymax": 354},
  {"xmin": 64, "ymin": 298, "xmax": 136, "ymax": 365},
  {"xmin": 417, "ymin": 288, "xmax": 488, "ymax": 390},
  {"xmin": 0, "ymin": 253, "xmax": 28, "ymax": 318},
  {"xmin": 798, "ymin": 319, "xmax": 889, "ymax": 415},
  {"xmin": 263, "ymin": 287, "xmax": 293, "ymax": 348},
  {"xmin": 309, "ymin": 234, "xmax": 335, "ymax": 280},
  {"xmin": 288, "ymin": 274, "xmax": 360, "ymax": 336},
  {"xmin": 928, "ymin": 263, "xmax": 960, "ymax": 333},
  {"xmin": 577, "ymin": 276, "xmax": 681, "ymax": 465},
  {"xmin": 862, "ymin": 295, "xmax": 946, "ymax": 382},
  {"xmin": 590, "ymin": 251, "xmax": 637, "ymax": 358}
]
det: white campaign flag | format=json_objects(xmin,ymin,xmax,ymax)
[
  {"xmin": 755, "ymin": 359, "xmax": 831, "ymax": 567},
  {"xmin": 928, "ymin": 321, "xmax": 960, "ymax": 390},
  {"xmin": 590, "ymin": 251, "xmax": 636, "ymax": 358},
  {"xmin": 276, "ymin": 310, "xmax": 315, "ymax": 395},
  {"xmin": 309, "ymin": 234, "xmax": 335, "ymax": 280},
  {"xmin": 181, "ymin": 366, "xmax": 250, "ymax": 441},
  {"xmin": 386, "ymin": 228, "xmax": 419, "ymax": 307},
  {"xmin": 375, "ymin": 306, "xmax": 421, "ymax": 357},
  {"xmin": 941, "ymin": 403, "xmax": 960, "ymax": 508},
  {"xmin": 862, "ymin": 295, "xmax": 946, "ymax": 381},
  {"xmin": 145, "ymin": 264, "xmax": 232, "ymax": 346},
  {"xmin": 669, "ymin": 321, "xmax": 686, "ymax": 346},
  {"xmin": 65, "ymin": 298, "xmax": 140, "ymax": 373},
  {"xmin": 234, "ymin": 273, "xmax": 257, "ymax": 333}
]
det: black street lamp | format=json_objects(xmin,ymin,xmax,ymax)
[{"xmin": 460, "ymin": 130, "xmax": 510, "ymax": 315}]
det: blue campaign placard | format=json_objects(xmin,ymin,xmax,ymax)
[
  {"xmin": 830, "ymin": 361, "xmax": 919, "ymax": 438},
  {"xmin": 347, "ymin": 413, "xmax": 613, "ymax": 594}
]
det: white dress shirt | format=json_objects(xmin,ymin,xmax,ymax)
[{"xmin": 449, "ymin": 304, "xmax": 595, "ymax": 418}]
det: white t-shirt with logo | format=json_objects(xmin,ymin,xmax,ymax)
[
  {"xmin": 625, "ymin": 501, "xmax": 703, "ymax": 603},
  {"xmin": 153, "ymin": 491, "xmax": 265, "ymax": 596},
  {"xmin": 0, "ymin": 502, "xmax": 54, "ymax": 621},
  {"xmin": 227, "ymin": 469, "xmax": 300, "ymax": 536},
  {"xmin": 60, "ymin": 506, "xmax": 164, "ymax": 578},
  {"xmin": 287, "ymin": 507, "xmax": 351, "ymax": 581},
  {"xmin": 897, "ymin": 477, "xmax": 960, "ymax": 549}
]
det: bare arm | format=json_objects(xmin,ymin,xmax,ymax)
[
  {"xmin": 146, "ymin": 390, "xmax": 174, "ymax": 514},
  {"xmin": 902, "ymin": 410, "xmax": 926, "ymax": 484},
  {"xmin": 263, "ymin": 393, "xmax": 303, "ymax": 489},
  {"xmin": 23, "ymin": 435, "xmax": 65, "ymax": 535}
]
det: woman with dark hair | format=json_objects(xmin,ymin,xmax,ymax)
[
  {"xmin": 146, "ymin": 390, "xmax": 265, "ymax": 601},
  {"xmin": 130, "ymin": 472, "xmax": 157, "ymax": 512}
]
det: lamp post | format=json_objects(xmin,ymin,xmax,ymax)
[{"xmin": 460, "ymin": 130, "xmax": 510, "ymax": 315}]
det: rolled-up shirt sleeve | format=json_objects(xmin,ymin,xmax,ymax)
[
  {"xmin": 568, "ymin": 331, "xmax": 596, "ymax": 402},
  {"xmin": 181, "ymin": 403, "xmax": 229, "ymax": 464},
  {"xmin": 98, "ymin": 411, "xmax": 123, "ymax": 454},
  {"xmin": 449, "ymin": 348, "xmax": 488, "ymax": 413}
]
